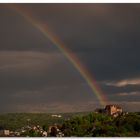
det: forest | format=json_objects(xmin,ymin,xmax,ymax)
[{"xmin": 60, "ymin": 112, "xmax": 140, "ymax": 137}]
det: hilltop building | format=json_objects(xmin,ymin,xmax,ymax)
[
  {"xmin": 105, "ymin": 104, "xmax": 123, "ymax": 117},
  {"xmin": 95, "ymin": 104, "xmax": 123, "ymax": 117}
]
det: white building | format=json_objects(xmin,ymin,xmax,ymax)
[
  {"xmin": 51, "ymin": 114, "xmax": 62, "ymax": 118},
  {"xmin": 42, "ymin": 131, "xmax": 47, "ymax": 137},
  {"xmin": 0, "ymin": 130, "xmax": 10, "ymax": 136}
]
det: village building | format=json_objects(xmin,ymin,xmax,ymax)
[
  {"xmin": 48, "ymin": 125, "xmax": 64, "ymax": 137},
  {"xmin": 0, "ymin": 130, "xmax": 10, "ymax": 136},
  {"xmin": 42, "ymin": 131, "xmax": 47, "ymax": 137}
]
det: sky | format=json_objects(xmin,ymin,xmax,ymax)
[{"xmin": 0, "ymin": 4, "xmax": 140, "ymax": 113}]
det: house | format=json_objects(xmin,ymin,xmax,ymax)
[
  {"xmin": 0, "ymin": 130, "xmax": 10, "ymax": 136},
  {"xmin": 49, "ymin": 126, "xmax": 57, "ymax": 137},
  {"xmin": 42, "ymin": 131, "xmax": 47, "ymax": 137},
  {"xmin": 48, "ymin": 125, "xmax": 64, "ymax": 137}
]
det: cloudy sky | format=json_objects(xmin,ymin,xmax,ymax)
[{"xmin": 0, "ymin": 4, "xmax": 140, "ymax": 113}]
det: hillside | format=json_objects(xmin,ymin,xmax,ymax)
[
  {"xmin": 0, "ymin": 112, "xmax": 89, "ymax": 131},
  {"xmin": 0, "ymin": 112, "xmax": 140, "ymax": 137},
  {"xmin": 60, "ymin": 112, "xmax": 140, "ymax": 137}
]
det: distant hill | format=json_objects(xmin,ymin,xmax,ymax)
[{"xmin": 0, "ymin": 112, "xmax": 89, "ymax": 131}]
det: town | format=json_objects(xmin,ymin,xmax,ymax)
[
  {"xmin": 0, "ymin": 104, "xmax": 131, "ymax": 137},
  {"xmin": 0, "ymin": 114, "xmax": 64, "ymax": 137},
  {"xmin": 0, "ymin": 124, "xmax": 65, "ymax": 137}
]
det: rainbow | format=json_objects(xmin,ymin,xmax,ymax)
[{"xmin": 9, "ymin": 5, "xmax": 108, "ymax": 106}]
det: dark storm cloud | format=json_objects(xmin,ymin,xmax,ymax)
[
  {"xmin": 81, "ymin": 47, "xmax": 140, "ymax": 81},
  {"xmin": 0, "ymin": 5, "xmax": 57, "ymax": 52},
  {"xmin": 0, "ymin": 4, "xmax": 140, "ymax": 112},
  {"xmin": 15, "ymin": 4, "xmax": 140, "ymax": 81},
  {"xmin": 0, "ymin": 51, "xmax": 97, "ymax": 113}
]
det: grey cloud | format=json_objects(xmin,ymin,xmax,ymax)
[
  {"xmin": 117, "ymin": 91, "xmax": 140, "ymax": 97},
  {"xmin": 0, "ymin": 4, "xmax": 140, "ymax": 112},
  {"xmin": 0, "ymin": 5, "xmax": 56, "ymax": 52},
  {"xmin": 0, "ymin": 51, "xmax": 98, "ymax": 113},
  {"xmin": 103, "ymin": 78, "xmax": 140, "ymax": 87},
  {"xmin": 15, "ymin": 3, "xmax": 140, "ymax": 83}
]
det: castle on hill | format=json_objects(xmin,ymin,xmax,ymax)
[{"xmin": 95, "ymin": 104, "xmax": 123, "ymax": 117}]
